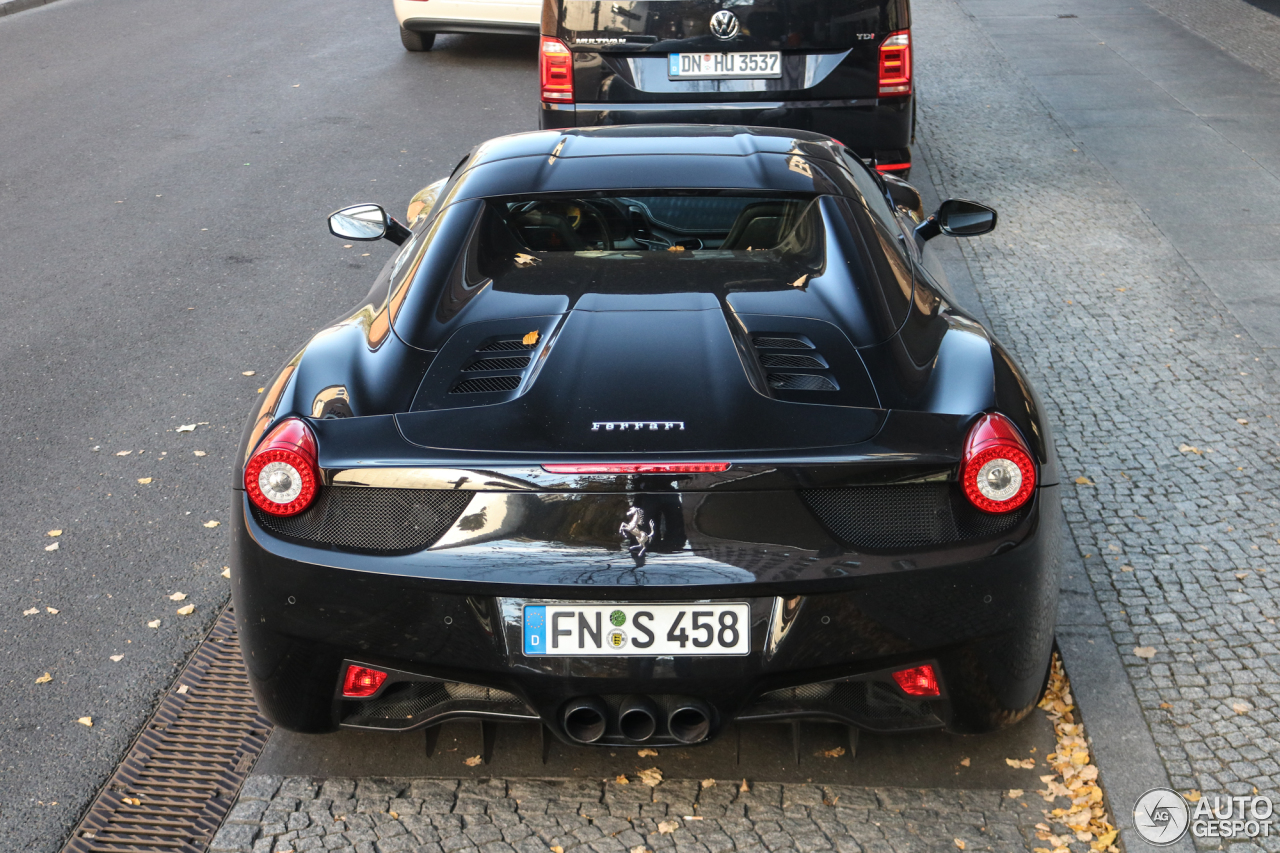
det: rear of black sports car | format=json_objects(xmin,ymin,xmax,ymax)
[{"xmin": 231, "ymin": 127, "xmax": 1061, "ymax": 748}]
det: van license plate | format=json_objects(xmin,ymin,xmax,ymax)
[
  {"xmin": 668, "ymin": 52, "xmax": 782, "ymax": 79},
  {"xmin": 522, "ymin": 603, "xmax": 750, "ymax": 656}
]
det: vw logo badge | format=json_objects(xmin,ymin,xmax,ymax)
[{"xmin": 710, "ymin": 10, "xmax": 740, "ymax": 40}]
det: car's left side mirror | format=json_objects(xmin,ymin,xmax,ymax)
[
  {"xmin": 328, "ymin": 203, "xmax": 411, "ymax": 246},
  {"xmin": 916, "ymin": 198, "xmax": 998, "ymax": 241}
]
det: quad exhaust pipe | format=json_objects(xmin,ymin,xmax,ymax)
[{"xmin": 561, "ymin": 695, "xmax": 712, "ymax": 744}]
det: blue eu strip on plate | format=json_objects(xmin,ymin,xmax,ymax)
[{"xmin": 523, "ymin": 605, "xmax": 547, "ymax": 655}]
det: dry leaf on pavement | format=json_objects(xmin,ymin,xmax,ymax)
[
  {"xmin": 739, "ymin": 779, "xmax": 750, "ymax": 793},
  {"xmin": 109, "ymin": 655, "xmax": 123, "ymax": 662},
  {"xmin": 637, "ymin": 748, "xmax": 658, "ymax": 757},
  {"xmin": 23, "ymin": 607, "xmax": 38, "ymax": 616},
  {"xmin": 954, "ymin": 840, "xmax": 965, "ymax": 850},
  {"xmin": 77, "ymin": 717, "xmax": 93, "ymax": 727},
  {"xmin": 221, "ymin": 567, "xmax": 231, "ymax": 578},
  {"xmin": 700, "ymin": 779, "xmax": 715, "ymax": 788},
  {"xmin": 1185, "ymin": 790, "xmax": 1201, "ymax": 802},
  {"xmin": 463, "ymin": 755, "xmax": 482, "ymax": 766},
  {"xmin": 1232, "ymin": 702, "xmax": 1251, "ymax": 715},
  {"xmin": 123, "ymin": 797, "xmax": 141, "ymax": 806},
  {"xmin": 551, "ymin": 847, "xmax": 563, "ymax": 853},
  {"xmin": 147, "ymin": 620, "xmax": 161, "ymax": 628},
  {"xmin": 203, "ymin": 520, "xmax": 220, "ymax": 528},
  {"xmin": 638, "ymin": 767, "xmax": 663, "ymax": 787},
  {"xmin": 819, "ymin": 746, "xmax": 845, "ymax": 758},
  {"xmin": 1133, "ymin": 646, "xmax": 1156, "ymax": 659},
  {"xmin": 242, "ymin": 370, "xmax": 256, "ymax": 376},
  {"xmin": 177, "ymin": 685, "xmax": 189, "ymax": 694},
  {"xmin": 1007, "ymin": 789, "xmax": 1023, "ymax": 798},
  {"xmin": 657, "ymin": 820, "xmax": 679, "ymax": 834},
  {"xmin": 35, "ymin": 673, "xmax": 52, "ymax": 684},
  {"xmin": 1074, "ymin": 476, "xmax": 1094, "ymax": 485},
  {"xmin": 1178, "ymin": 443, "xmax": 1202, "ymax": 455},
  {"xmin": 116, "ymin": 450, "xmax": 132, "ymax": 456},
  {"xmin": 193, "ymin": 451, "xmax": 207, "ymax": 457},
  {"xmin": 137, "ymin": 478, "xmax": 152, "ymax": 484},
  {"xmin": 45, "ymin": 542, "xmax": 59, "ymax": 552},
  {"xmin": 47, "ymin": 530, "xmax": 62, "ymax": 537},
  {"xmin": 177, "ymin": 604, "xmax": 195, "ymax": 616},
  {"xmin": 614, "ymin": 775, "xmax": 629, "ymax": 784},
  {"xmin": 46, "ymin": 607, "xmax": 59, "ymax": 614},
  {"xmin": 629, "ymin": 847, "xmax": 651, "ymax": 853},
  {"xmin": 169, "ymin": 592, "xmax": 187, "ymax": 601},
  {"xmin": 1006, "ymin": 758, "xmax": 1036, "ymax": 769},
  {"xmin": 176, "ymin": 424, "xmax": 197, "ymax": 433},
  {"xmin": 959, "ymin": 757, "xmax": 970, "ymax": 767}
]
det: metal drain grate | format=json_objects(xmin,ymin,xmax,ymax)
[{"xmin": 62, "ymin": 606, "xmax": 271, "ymax": 853}]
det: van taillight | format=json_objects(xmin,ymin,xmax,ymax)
[
  {"xmin": 878, "ymin": 31, "xmax": 911, "ymax": 97},
  {"xmin": 540, "ymin": 37, "xmax": 574, "ymax": 103}
]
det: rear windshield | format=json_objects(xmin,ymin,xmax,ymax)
[{"xmin": 485, "ymin": 192, "xmax": 817, "ymax": 255}]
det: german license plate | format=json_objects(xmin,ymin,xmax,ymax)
[
  {"xmin": 522, "ymin": 603, "xmax": 750, "ymax": 656},
  {"xmin": 668, "ymin": 52, "xmax": 782, "ymax": 79}
]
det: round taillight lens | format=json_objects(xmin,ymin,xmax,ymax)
[
  {"xmin": 245, "ymin": 419, "xmax": 319, "ymax": 517},
  {"xmin": 961, "ymin": 413, "xmax": 1036, "ymax": 513}
]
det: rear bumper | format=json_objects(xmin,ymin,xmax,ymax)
[
  {"xmin": 540, "ymin": 99, "xmax": 913, "ymax": 167},
  {"xmin": 232, "ymin": 483, "xmax": 1061, "ymax": 741},
  {"xmin": 401, "ymin": 17, "xmax": 538, "ymax": 36}
]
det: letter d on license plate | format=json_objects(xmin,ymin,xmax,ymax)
[{"xmin": 522, "ymin": 603, "xmax": 749, "ymax": 656}]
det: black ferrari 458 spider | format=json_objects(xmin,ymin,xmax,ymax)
[{"xmin": 232, "ymin": 126, "xmax": 1061, "ymax": 748}]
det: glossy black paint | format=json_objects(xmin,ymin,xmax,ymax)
[
  {"xmin": 232, "ymin": 126, "xmax": 1060, "ymax": 743},
  {"xmin": 539, "ymin": 0, "xmax": 914, "ymax": 166}
]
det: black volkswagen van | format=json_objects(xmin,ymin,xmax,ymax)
[{"xmin": 538, "ymin": 0, "xmax": 914, "ymax": 174}]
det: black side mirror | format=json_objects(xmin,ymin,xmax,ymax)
[
  {"xmin": 915, "ymin": 198, "xmax": 998, "ymax": 241},
  {"xmin": 327, "ymin": 203, "xmax": 411, "ymax": 246}
]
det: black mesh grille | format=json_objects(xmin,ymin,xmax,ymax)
[
  {"xmin": 342, "ymin": 680, "xmax": 532, "ymax": 729},
  {"xmin": 760, "ymin": 353, "xmax": 826, "ymax": 369},
  {"xmin": 768, "ymin": 373, "xmax": 838, "ymax": 391},
  {"xmin": 753, "ymin": 336, "xmax": 812, "ymax": 349},
  {"xmin": 450, "ymin": 375, "xmax": 521, "ymax": 394},
  {"xmin": 745, "ymin": 679, "xmax": 942, "ymax": 731},
  {"xmin": 462, "ymin": 355, "xmax": 530, "ymax": 372},
  {"xmin": 802, "ymin": 483, "xmax": 1027, "ymax": 550},
  {"xmin": 479, "ymin": 339, "xmax": 533, "ymax": 352},
  {"xmin": 253, "ymin": 487, "xmax": 472, "ymax": 553}
]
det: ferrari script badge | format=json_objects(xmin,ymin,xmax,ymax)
[
  {"xmin": 592, "ymin": 421, "xmax": 684, "ymax": 431},
  {"xmin": 710, "ymin": 10, "xmax": 740, "ymax": 40}
]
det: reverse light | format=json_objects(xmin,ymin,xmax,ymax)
[
  {"xmin": 540, "ymin": 37, "xmax": 574, "ymax": 103},
  {"xmin": 878, "ymin": 31, "xmax": 912, "ymax": 97},
  {"xmin": 892, "ymin": 664, "xmax": 941, "ymax": 697},
  {"xmin": 960, "ymin": 413, "xmax": 1037, "ymax": 514},
  {"xmin": 543, "ymin": 463, "xmax": 731, "ymax": 474},
  {"xmin": 244, "ymin": 418, "xmax": 319, "ymax": 517},
  {"xmin": 342, "ymin": 665, "xmax": 388, "ymax": 698}
]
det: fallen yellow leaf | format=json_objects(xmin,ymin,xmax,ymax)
[
  {"xmin": 463, "ymin": 755, "xmax": 482, "ymax": 766},
  {"xmin": 77, "ymin": 717, "xmax": 93, "ymax": 727},
  {"xmin": 1007, "ymin": 789, "xmax": 1024, "ymax": 798},
  {"xmin": 177, "ymin": 604, "xmax": 195, "ymax": 616},
  {"xmin": 954, "ymin": 840, "xmax": 966, "ymax": 850},
  {"xmin": 1133, "ymin": 646, "xmax": 1156, "ymax": 659},
  {"xmin": 47, "ymin": 530, "xmax": 62, "ymax": 537},
  {"xmin": 819, "ymin": 746, "xmax": 845, "ymax": 758},
  {"xmin": 739, "ymin": 779, "xmax": 750, "ymax": 793},
  {"xmin": 221, "ymin": 567, "xmax": 231, "ymax": 578},
  {"xmin": 123, "ymin": 797, "xmax": 141, "ymax": 806},
  {"xmin": 637, "ymin": 748, "xmax": 658, "ymax": 757},
  {"xmin": 1232, "ymin": 702, "xmax": 1251, "ymax": 715},
  {"xmin": 169, "ymin": 592, "xmax": 187, "ymax": 601},
  {"xmin": 514, "ymin": 253, "xmax": 538, "ymax": 268},
  {"xmin": 23, "ymin": 607, "xmax": 38, "ymax": 616},
  {"xmin": 45, "ymin": 542, "xmax": 59, "ymax": 552},
  {"xmin": 1074, "ymin": 476, "xmax": 1094, "ymax": 485},
  {"xmin": 388, "ymin": 810, "xmax": 399, "ymax": 820},
  {"xmin": 193, "ymin": 451, "xmax": 207, "ymax": 457},
  {"xmin": 203, "ymin": 520, "xmax": 220, "ymax": 528},
  {"xmin": 242, "ymin": 370, "xmax": 256, "ymax": 376},
  {"xmin": 614, "ymin": 775, "xmax": 629, "ymax": 784},
  {"xmin": 46, "ymin": 607, "xmax": 59, "ymax": 615},
  {"xmin": 1006, "ymin": 758, "xmax": 1036, "ymax": 769},
  {"xmin": 147, "ymin": 619, "xmax": 161, "ymax": 628},
  {"xmin": 116, "ymin": 450, "xmax": 132, "ymax": 456},
  {"xmin": 551, "ymin": 847, "xmax": 564, "ymax": 853},
  {"xmin": 638, "ymin": 767, "xmax": 663, "ymax": 787},
  {"xmin": 1178, "ymin": 443, "xmax": 1202, "ymax": 455},
  {"xmin": 960, "ymin": 757, "xmax": 970, "ymax": 767},
  {"xmin": 522, "ymin": 330, "xmax": 540, "ymax": 345},
  {"xmin": 666, "ymin": 245, "xmax": 686, "ymax": 253},
  {"xmin": 109, "ymin": 655, "xmax": 124, "ymax": 662},
  {"xmin": 137, "ymin": 478, "xmax": 152, "ymax": 485},
  {"xmin": 700, "ymin": 778, "xmax": 715, "ymax": 788},
  {"xmin": 1185, "ymin": 789, "xmax": 1201, "ymax": 802},
  {"xmin": 657, "ymin": 820, "xmax": 679, "ymax": 834},
  {"xmin": 35, "ymin": 672, "xmax": 52, "ymax": 684}
]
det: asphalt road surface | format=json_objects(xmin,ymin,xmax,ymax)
[{"xmin": 0, "ymin": 0, "xmax": 533, "ymax": 847}]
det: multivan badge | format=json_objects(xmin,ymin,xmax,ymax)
[{"xmin": 710, "ymin": 10, "xmax": 740, "ymax": 40}]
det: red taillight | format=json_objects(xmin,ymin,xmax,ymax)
[
  {"xmin": 960, "ymin": 413, "xmax": 1037, "ymax": 514},
  {"xmin": 875, "ymin": 162, "xmax": 912, "ymax": 173},
  {"xmin": 892, "ymin": 664, "xmax": 940, "ymax": 697},
  {"xmin": 244, "ymin": 418, "xmax": 319, "ymax": 517},
  {"xmin": 540, "ymin": 37, "xmax": 574, "ymax": 103},
  {"xmin": 878, "ymin": 31, "xmax": 911, "ymax": 97},
  {"xmin": 542, "ymin": 463, "xmax": 730, "ymax": 474},
  {"xmin": 342, "ymin": 665, "xmax": 388, "ymax": 698}
]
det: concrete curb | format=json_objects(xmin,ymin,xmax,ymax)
[{"xmin": 0, "ymin": 0, "xmax": 61, "ymax": 17}]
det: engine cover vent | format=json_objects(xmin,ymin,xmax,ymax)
[
  {"xmin": 450, "ymin": 375, "xmax": 522, "ymax": 394},
  {"xmin": 751, "ymin": 333, "xmax": 841, "ymax": 396}
]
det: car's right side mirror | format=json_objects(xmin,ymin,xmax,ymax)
[{"xmin": 916, "ymin": 198, "xmax": 998, "ymax": 241}]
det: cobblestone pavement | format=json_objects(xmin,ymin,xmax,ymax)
[
  {"xmin": 211, "ymin": 776, "xmax": 1053, "ymax": 853},
  {"xmin": 919, "ymin": 0, "xmax": 1280, "ymax": 847}
]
